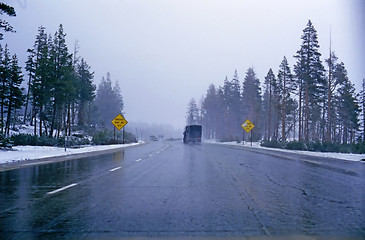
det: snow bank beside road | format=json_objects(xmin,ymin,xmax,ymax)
[
  {"xmin": 214, "ymin": 141, "xmax": 365, "ymax": 162},
  {"xmin": 0, "ymin": 143, "xmax": 141, "ymax": 164}
]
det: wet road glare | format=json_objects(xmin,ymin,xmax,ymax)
[{"xmin": 0, "ymin": 141, "xmax": 364, "ymax": 239}]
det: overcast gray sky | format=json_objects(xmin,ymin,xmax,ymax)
[{"xmin": 3, "ymin": 0, "xmax": 365, "ymax": 129}]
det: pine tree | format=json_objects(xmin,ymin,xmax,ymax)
[
  {"xmin": 93, "ymin": 73, "xmax": 124, "ymax": 130},
  {"xmin": 0, "ymin": 45, "xmax": 4, "ymax": 133},
  {"xmin": 325, "ymin": 51, "xmax": 337, "ymax": 141},
  {"xmin": 335, "ymin": 63, "xmax": 359, "ymax": 144},
  {"xmin": 0, "ymin": 45, "xmax": 11, "ymax": 134},
  {"xmin": 76, "ymin": 58, "xmax": 95, "ymax": 127},
  {"xmin": 186, "ymin": 98, "xmax": 200, "ymax": 125},
  {"xmin": 28, "ymin": 26, "xmax": 51, "ymax": 136},
  {"xmin": 294, "ymin": 20, "xmax": 326, "ymax": 141},
  {"xmin": 23, "ymin": 48, "xmax": 36, "ymax": 123},
  {"xmin": 221, "ymin": 76, "xmax": 232, "ymax": 139},
  {"xmin": 4, "ymin": 54, "xmax": 24, "ymax": 136},
  {"xmin": 335, "ymin": 65, "xmax": 359, "ymax": 144},
  {"xmin": 241, "ymin": 67, "xmax": 263, "ymax": 140},
  {"xmin": 230, "ymin": 70, "xmax": 242, "ymax": 140},
  {"xmin": 277, "ymin": 56, "xmax": 295, "ymax": 142},
  {"xmin": 215, "ymin": 87, "xmax": 226, "ymax": 140},
  {"xmin": 263, "ymin": 68, "xmax": 279, "ymax": 141},
  {"xmin": 0, "ymin": 3, "xmax": 16, "ymax": 40},
  {"xmin": 324, "ymin": 51, "xmax": 346, "ymax": 142},
  {"xmin": 112, "ymin": 81, "xmax": 124, "ymax": 114},
  {"xmin": 361, "ymin": 78, "xmax": 365, "ymax": 143},
  {"xmin": 48, "ymin": 24, "xmax": 73, "ymax": 137},
  {"xmin": 201, "ymin": 84, "xmax": 218, "ymax": 139}
]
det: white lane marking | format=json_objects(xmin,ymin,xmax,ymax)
[
  {"xmin": 156, "ymin": 151, "xmax": 160, "ymax": 154},
  {"xmin": 136, "ymin": 159, "xmax": 142, "ymax": 162},
  {"xmin": 47, "ymin": 183, "xmax": 78, "ymax": 195},
  {"xmin": 149, "ymin": 154, "xmax": 153, "ymax": 157},
  {"xmin": 110, "ymin": 167, "xmax": 122, "ymax": 172}
]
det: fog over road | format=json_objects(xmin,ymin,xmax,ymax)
[{"xmin": 0, "ymin": 141, "xmax": 364, "ymax": 239}]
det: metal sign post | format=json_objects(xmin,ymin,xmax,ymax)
[
  {"xmin": 251, "ymin": 130, "xmax": 253, "ymax": 146},
  {"xmin": 242, "ymin": 129, "xmax": 244, "ymax": 145},
  {"xmin": 112, "ymin": 114, "xmax": 128, "ymax": 144}
]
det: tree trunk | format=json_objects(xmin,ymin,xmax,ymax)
[
  {"xmin": 363, "ymin": 79, "xmax": 365, "ymax": 143},
  {"xmin": 39, "ymin": 105, "xmax": 43, "ymax": 136},
  {"xmin": 33, "ymin": 105, "xmax": 37, "ymax": 137},
  {"xmin": 23, "ymin": 74, "xmax": 32, "ymax": 124},
  {"xmin": 50, "ymin": 101, "xmax": 57, "ymax": 137},
  {"xmin": 1, "ymin": 81, "xmax": 4, "ymax": 134},
  {"xmin": 5, "ymin": 96, "xmax": 12, "ymax": 137},
  {"xmin": 305, "ymin": 82, "xmax": 309, "ymax": 142},
  {"xmin": 268, "ymin": 81, "xmax": 272, "ymax": 141},
  {"xmin": 67, "ymin": 103, "xmax": 71, "ymax": 136},
  {"xmin": 327, "ymin": 69, "xmax": 332, "ymax": 142},
  {"xmin": 298, "ymin": 82, "xmax": 302, "ymax": 141},
  {"xmin": 281, "ymin": 72, "xmax": 286, "ymax": 142}
]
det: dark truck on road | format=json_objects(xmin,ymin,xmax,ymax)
[{"xmin": 183, "ymin": 125, "xmax": 202, "ymax": 143}]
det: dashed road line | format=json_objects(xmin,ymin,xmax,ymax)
[
  {"xmin": 47, "ymin": 183, "xmax": 78, "ymax": 195},
  {"xmin": 136, "ymin": 158, "xmax": 142, "ymax": 162},
  {"xmin": 109, "ymin": 166, "xmax": 122, "ymax": 172}
]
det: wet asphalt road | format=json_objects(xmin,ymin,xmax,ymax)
[{"xmin": 0, "ymin": 141, "xmax": 364, "ymax": 239}]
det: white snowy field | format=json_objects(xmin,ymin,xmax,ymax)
[
  {"xmin": 214, "ymin": 141, "xmax": 365, "ymax": 162},
  {"xmin": 0, "ymin": 142, "xmax": 142, "ymax": 164}
]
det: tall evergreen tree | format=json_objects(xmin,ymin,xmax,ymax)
[
  {"xmin": 4, "ymin": 54, "xmax": 24, "ymax": 136},
  {"xmin": 230, "ymin": 70, "xmax": 242, "ymax": 140},
  {"xmin": 241, "ymin": 67, "xmax": 263, "ymax": 140},
  {"xmin": 201, "ymin": 84, "xmax": 218, "ymax": 139},
  {"xmin": 335, "ymin": 65, "xmax": 359, "ymax": 144},
  {"xmin": 48, "ymin": 24, "xmax": 74, "ymax": 137},
  {"xmin": 263, "ymin": 68, "xmax": 279, "ymax": 141},
  {"xmin": 294, "ymin": 20, "xmax": 326, "ymax": 141},
  {"xmin": 221, "ymin": 76, "xmax": 232, "ymax": 139},
  {"xmin": 277, "ymin": 56, "xmax": 295, "ymax": 142},
  {"xmin": 220, "ymin": 70, "xmax": 242, "ymax": 140},
  {"xmin": 112, "ymin": 81, "xmax": 124, "ymax": 114},
  {"xmin": 186, "ymin": 98, "xmax": 200, "ymax": 125},
  {"xmin": 215, "ymin": 87, "xmax": 226, "ymax": 140},
  {"xmin": 361, "ymin": 78, "xmax": 365, "ymax": 143},
  {"xmin": 76, "ymin": 58, "xmax": 95, "ymax": 127},
  {"xmin": 23, "ymin": 48, "xmax": 36, "ymax": 123},
  {"xmin": 28, "ymin": 26, "xmax": 51, "ymax": 136},
  {"xmin": 93, "ymin": 73, "xmax": 124, "ymax": 130},
  {"xmin": 0, "ymin": 44, "xmax": 10, "ymax": 134},
  {"xmin": 325, "ymin": 51, "xmax": 338, "ymax": 141}
]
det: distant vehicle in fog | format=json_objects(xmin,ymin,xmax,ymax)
[
  {"xmin": 149, "ymin": 135, "xmax": 158, "ymax": 141},
  {"xmin": 183, "ymin": 125, "xmax": 202, "ymax": 143}
]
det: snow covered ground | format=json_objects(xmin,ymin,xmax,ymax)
[
  {"xmin": 0, "ymin": 142, "xmax": 142, "ymax": 164},
  {"xmin": 214, "ymin": 141, "xmax": 365, "ymax": 162}
]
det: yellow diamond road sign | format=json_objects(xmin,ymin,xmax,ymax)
[
  {"xmin": 242, "ymin": 119, "xmax": 254, "ymax": 133},
  {"xmin": 112, "ymin": 114, "xmax": 128, "ymax": 130}
]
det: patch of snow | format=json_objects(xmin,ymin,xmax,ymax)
[
  {"xmin": 214, "ymin": 141, "xmax": 365, "ymax": 162},
  {"xmin": 0, "ymin": 143, "xmax": 142, "ymax": 164},
  {"xmin": 8, "ymin": 124, "xmax": 35, "ymax": 136}
]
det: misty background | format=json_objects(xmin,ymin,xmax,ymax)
[{"xmin": 3, "ymin": 0, "xmax": 365, "ymax": 137}]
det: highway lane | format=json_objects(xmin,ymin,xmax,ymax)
[{"xmin": 0, "ymin": 141, "xmax": 364, "ymax": 239}]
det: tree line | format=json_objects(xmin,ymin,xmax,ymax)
[
  {"xmin": 187, "ymin": 20, "xmax": 363, "ymax": 148},
  {"xmin": 0, "ymin": 23, "xmax": 126, "ymax": 143}
]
